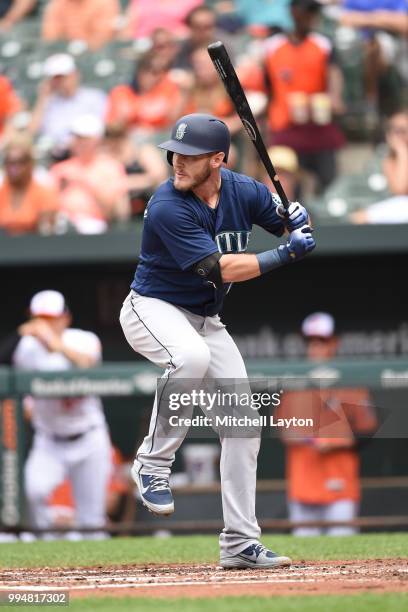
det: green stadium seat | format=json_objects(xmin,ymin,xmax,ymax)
[
  {"xmin": 6, "ymin": 18, "xmax": 41, "ymax": 43},
  {"xmin": 76, "ymin": 50, "xmax": 135, "ymax": 91},
  {"xmin": 310, "ymin": 146, "xmax": 391, "ymax": 222}
]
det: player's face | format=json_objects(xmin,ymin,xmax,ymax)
[
  {"xmin": 306, "ymin": 336, "xmax": 338, "ymax": 361},
  {"xmin": 291, "ymin": 6, "xmax": 318, "ymax": 36},
  {"xmin": 37, "ymin": 313, "xmax": 71, "ymax": 333},
  {"xmin": 172, "ymin": 153, "xmax": 213, "ymax": 191}
]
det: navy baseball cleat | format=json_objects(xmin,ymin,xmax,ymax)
[
  {"xmin": 131, "ymin": 466, "xmax": 174, "ymax": 516},
  {"xmin": 220, "ymin": 543, "xmax": 292, "ymax": 569}
]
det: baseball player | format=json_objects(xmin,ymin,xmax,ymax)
[
  {"xmin": 278, "ymin": 312, "xmax": 378, "ymax": 535},
  {"xmin": 0, "ymin": 290, "xmax": 111, "ymax": 536},
  {"xmin": 120, "ymin": 113, "xmax": 315, "ymax": 568}
]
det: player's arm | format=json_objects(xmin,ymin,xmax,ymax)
[
  {"xmin": 48, "ymin": 341, "xmax": 97, "ymax": 369},
  {"xmin": 195, "ymin": 187, "xmax": 315, "ymax": 285},
  {"xmin": 340, "ymin": 9, "xmax": 408, "ymax": 34},
  {"xmin": 198, "ymin": 226, "xmax": 315, "ymax": 285},
  {"xmin": 0, "ymin": 0, "xmax": 36, "ymax": 31},
  {"xmin": 20, "ymin": 320, "xmax": 98, "ymax": 368},
  {"xmin": 219, "ymin": 253, "xmax": 262, "ymax": 282},
  {"xmin": 222, "ymin": 226, "xmax": 315, "ymax": 282}
]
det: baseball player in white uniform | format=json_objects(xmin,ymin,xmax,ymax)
[
  {"xmin": 120, "ymin": 114, "xmax": 315, "ymax": 568},
  {"xmin": 6, "ymin": 290, "xmax": 111, "ymax": 536}
]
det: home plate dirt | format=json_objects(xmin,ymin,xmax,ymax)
[{"xmin": 0, "ymin": 560, "xmax": 407, "ymax": 599}]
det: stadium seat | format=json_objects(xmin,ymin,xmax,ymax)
[{"xmin": 310, "ymin": 146, "xmax": 391, "ymax": 221}]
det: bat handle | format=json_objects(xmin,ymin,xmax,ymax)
[{"xmin": 275, "ymin": 184, "xmax": 290, "ymax": 213}]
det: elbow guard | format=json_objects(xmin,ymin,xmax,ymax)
[{"xmin": 194, "ymin": 252, "xmax": 223, "ymax": 291}]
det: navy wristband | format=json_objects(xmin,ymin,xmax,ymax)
[{"xmin": 256, "ymin": 246, "xmax": 290, "ymax": 274}]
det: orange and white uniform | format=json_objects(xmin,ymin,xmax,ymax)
[
  {"xmin": 48, "ymin": 446, "xmax": 129, "ymax": 527},
  {"xmin": 278, "ymin": 387, "xmax": 378, "ymax": 535},
  {"xmin": 13, "ymin": 327, "xmax": 111, "ymax": 532}
]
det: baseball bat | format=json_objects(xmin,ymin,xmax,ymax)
[{"xmin": 208, "ymin": 40, "xmax": 290, "ymax": 211}]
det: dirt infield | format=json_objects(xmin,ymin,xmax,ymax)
[{"xmin": 0, "ymin": 559, "xmax": 407, "ymax": 599}]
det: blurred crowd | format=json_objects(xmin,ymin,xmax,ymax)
[{"xmin": 0, "ymin": 0, "xmax": 407, "ymax": 235}]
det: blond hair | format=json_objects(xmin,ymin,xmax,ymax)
[{"xmin": 3, "ymin": 132, "xmax": 34, "ymax": 159}]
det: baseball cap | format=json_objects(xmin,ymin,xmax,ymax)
[
  {"xmin": 268, "ymin": 146, "xmax": 299, "ymax": 173},
  {"xmin": 70, "ymin": 114, "xmax": 104, "ymax": 138},
  {"xmin": 29, "ymin": 290, "xmax": 67, "ymax": 318},
  {"xmin": 301, "ymin": 312, "xmax": 335, "ymax": 339},
  {"xmin": 43, "ymin": 53, "xmax": 76, "ymax": 78}
]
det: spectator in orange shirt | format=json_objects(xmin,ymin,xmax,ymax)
[
  {"xmin": 51, "ymin": 115, "xmax": 129, "ymax": 234},
  {"xmin": 0, "ymin": 134, "xmax": 57, "ymax": 235},
  {"xmin": 106, "ymin": 52, "xmax": 188, "ymax": 138},
  {"xmin": 263, "ymin": 0, "xmax": 345, "ymax": 192},
  {"xmin": 181, "ymin": 48, "xmax": 269, "ymax": 169},
  {"xmin": 0, "ymin": 0, "xmax": 36, "ymax": 32},
  {"xmin": 42, "ymin": 0, "xmax": 120, "ymax": 50},
  {"xmin": 185, "ymin": 48, "xmax": 242, "ymax": 135},
  {"xmin": 278, "ymin": 312, "xmax": 378, "ymax": 535},
  {"xmin": 0, "ymin": 74, "xmax": 22, "ymax": 137}
]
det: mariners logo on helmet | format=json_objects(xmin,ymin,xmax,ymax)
[
  {"xmin": 175, "ymin": 123, "xmax": 187, "ymax": 141},
  {"xmin": 158, "ymin": 113, "xmax": 231, "ymax": 166}
]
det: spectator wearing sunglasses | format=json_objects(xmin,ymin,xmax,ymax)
[{"xmin": 0, "ymin": 133, "xmax": 57, "ymax": 235}]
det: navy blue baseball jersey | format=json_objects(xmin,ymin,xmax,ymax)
[{"xmin": 131, "ymin": 167, "xmax": 285, "ymax": 316}]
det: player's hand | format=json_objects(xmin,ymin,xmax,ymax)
[
  {"xmin": 278, "ymin": 225, "xmax": 316, "ymax": 263},
  {"xmin": 37, "ymin": 78, "xmax": 53, "ymax": 101},
  {"xmin": 277, "ymin": 201, "xmax": 309, "ymax": 232},
  {"xmin": 19, "ymin": 318, "xmax": 63, "ymax": 353}
]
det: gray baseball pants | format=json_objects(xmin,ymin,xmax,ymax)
[{"xmin": 120, "ymin": 289, "xmax": 261, "ymax": 555}]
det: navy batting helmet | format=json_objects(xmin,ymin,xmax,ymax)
[{"xmin": 158, "ymin": 113, "xmax": 230, "ymax": 166}]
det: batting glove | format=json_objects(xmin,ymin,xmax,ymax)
[
  {"xmin": 277, "ymin": 201, "xmax": 309, "ymax": 232},
  {"xmin": 278, "ymin": 226, "xmax": 316, "ymax": 263}
]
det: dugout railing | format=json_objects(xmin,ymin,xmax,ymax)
[{"xmin": 1, "ymin": 358, "xmax": 408, "ymax": 534}]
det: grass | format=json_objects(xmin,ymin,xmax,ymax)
[
  {"xmin": 0, "ymin": 533, "xmax": 407, "ymax": 569},
  {"xmin": 66, "ymin": 594, "xmax": 408, "ymax": 612},
  {"xmin": 0, "ymin": 535, "xmax": 406, "ymax": 612}
]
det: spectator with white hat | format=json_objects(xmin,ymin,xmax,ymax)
[
  {"xmin": 29, "ymin": 54, "xmax": 107, "ymax": 153},
  {"xmin": 0, "ymin": 289, "xmax": 112, "ymax": 538},
  {"xmin": 277, "ymin": 311, "xmax": 378, "ymax": 536},
  {"xmin": 50, "ymin": 114, "xmax": 130, "ymax": 233}
]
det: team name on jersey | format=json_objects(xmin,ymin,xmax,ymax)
[{"xmin": 215, "ymin": 230, "xmax": 251, "ymax": 253}]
